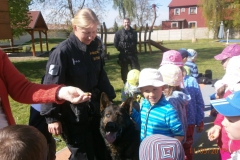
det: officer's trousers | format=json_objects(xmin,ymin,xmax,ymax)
[{"xmin": 118, "ymin": 53, "xmax": 140, "ymax": 84}]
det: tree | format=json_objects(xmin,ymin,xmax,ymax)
[
  {"xmin": 132, "ymin": 0, "xmax": 153, "ymax": 27},
  {"xmin": 200, "ymin": 0, "xmax": 225, "ymax": 38},
  {"xmin": 232, "ymin": 1, "xmax": 240, "ymax": 28},
  {"xmin": 30, "ymin": 0, "xmax": 110, "ymax": 25},
  {"xmin": 113, "ymin": 0, "xmax": 136, "ymax": 18},
  {"xmin": 8, "ymin": 0, "xmax": 32, "ymax": 38},
  {"xmin": 200, "ymin": 0, "xmax": 236, "ymax": 38},
  {"xmin": 113, "ymin": 21, "xmax": 118, "ymax": 32}
]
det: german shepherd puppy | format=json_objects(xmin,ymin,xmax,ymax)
[{"xmin": 100, "ymin": 92, "xmax": 140, "ymax": 160}]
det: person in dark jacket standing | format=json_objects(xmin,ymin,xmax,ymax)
[
  {"xmin": 114, "ymin": 18, "xmax": 140, "ymax": 84},
  {"xmin": 40, "ymin": 8, "xmax": 116, "ymax": 160}
]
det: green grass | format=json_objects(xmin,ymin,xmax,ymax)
[{"xmin": 9, "ymin": 39, "xmax": 230, "ymax": 151}]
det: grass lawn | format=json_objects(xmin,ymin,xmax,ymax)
[{"xmin": 9, "ymin": 38, "xmax": 230, "ymax": 150}]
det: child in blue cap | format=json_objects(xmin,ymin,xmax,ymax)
[{"xmin": 211, "ymin": 90, "xmax": 240, "ymax": 159}]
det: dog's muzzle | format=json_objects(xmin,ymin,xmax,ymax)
[
  {"xmin": 105, "ymin": 122, "xmax": 122, "ymax": 143},
  {"xmin": 105, "ymin": 122, "xmax": 118, "ymax": 132}
]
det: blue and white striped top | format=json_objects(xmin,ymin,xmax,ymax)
[
  {"xmin": 185, "ymin": 61, "xmax": 199, "ymax": 78},
  {"xmin": 139, "ymin": 95, "xmax": 184, "ymax": 141}
]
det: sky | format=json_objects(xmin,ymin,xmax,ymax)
[{"xmin": 103, "ymin": 0, "xmax": 172, "ymax": 27}]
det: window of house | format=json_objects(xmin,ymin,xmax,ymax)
[
  {"xmin": 189, "ymin": 7, "xmax": 197, "ymax": 14},
  {"xmin": 188, "ymin": 21, "xmax": 197, "ymax": 28},
  {"xmin": 171, "ymin": 22, "xmax": 178, "ymax": 28},
  {"xmin": 174, "ymin": 8, "xmax": 180, "ymax": 15},
  {"xmin": 181, "ymin": 8, "xmax": 185, "ymax": 12}
]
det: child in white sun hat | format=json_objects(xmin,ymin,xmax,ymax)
[
  {"xmin": 130, "ymin": 68, "xmax": 184, "ymax": 143},
  {"xmin": 159, "ymin": 64, "xmax": 191, "ymax": 144}
]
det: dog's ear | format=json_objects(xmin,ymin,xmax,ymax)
[
  {"xmin": 100, "ymin": 92, "xmax": 111, "ymax": 112},
  {"xmin": 121, "ymin": 97, "xmax": 133, "ymax": 115}
]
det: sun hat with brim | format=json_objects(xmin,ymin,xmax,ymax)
[
  {"xmin": 211, "ymin": 90, "xmax": 240, "ymax": 116},
  {"xmin": 221, "ymin": 56, "xmax": 240, "ymax": 85},
  {"xmin": 214, "ymin": 44, "xmax": 240, "ymax": 60},
  {"xmin": 139, "ymin": 134, "xmax": 185, "ymax": 160},
  {"xmin": 159, "ymin": 64, "xmax": 183, "ymax": 86},
  {"xmin": 160, "ymin": 50, "xmax": 183, "ymax": 66},
  {"xmin": 138, "ymin": 68, "xmax": 166, "ymax": 88},
  {"xmin": 127, "ymin": 69, "xmax": 140, "ymax": 86},
  {"xmin": 187, "ymin": 49, "xmax": 197, "ymax": 61}
]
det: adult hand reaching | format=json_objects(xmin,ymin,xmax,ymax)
[{"xmin": 57, "ymin": 86, "xmax": 91, "ymax": 104}]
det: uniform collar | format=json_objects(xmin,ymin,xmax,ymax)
[{"xmin": 69, "ymin": 33, "xmax": 87, "ymax": 52}]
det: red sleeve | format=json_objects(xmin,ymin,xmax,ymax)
[
  {"xmin": 214, "ymin": 113, "xmax": 224, "ymax": 127},
  {"xmin": 0, "ymin": 51, "xmax": 64, "ymax": 104}
]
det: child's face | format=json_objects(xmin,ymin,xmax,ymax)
[
  {"xmin": 222, "ymin": 116, "xmax": 240, "ymax": 140},
  {"xmin": 182, "ymin": 57, "xmax": 188, "ymax": 64},
  {"xmin": 140, "ymin": 86, "xmax": 163, "ymax": 106}
]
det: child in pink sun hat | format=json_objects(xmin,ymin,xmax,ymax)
[
  {"xmin": 214, "ymin": 44, "xmax": 240, "ymax": 70},
  {"xmin": 208, "ymin": 56, "xmax": 240, "ymax": 160}
]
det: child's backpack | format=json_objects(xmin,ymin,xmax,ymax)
[
  {"xmin": 205, "ymin": 69, "xmax": 212, "ymax": 80},
  {"xmin": 198, "ymin": 69, "xmax": 212, "ymax": 84}
]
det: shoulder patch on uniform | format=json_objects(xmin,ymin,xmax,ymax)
[{"xmin": 48, "ymin": 64, "xmax": 59, "ymax": 75}]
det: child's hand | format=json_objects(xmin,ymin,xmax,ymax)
[
  {"xmin": 196, "ymin": 126, "xmax": 204, "ymax": 133},
  {"xmin": 208, "ymin": 125, "xmax": 221, "ymax": 141}
]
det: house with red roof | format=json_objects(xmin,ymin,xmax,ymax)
[{"xmin": 162, "ymin": 0, "xmax": 206, "ymax": 30}]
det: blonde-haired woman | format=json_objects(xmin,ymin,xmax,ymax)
[{"xmin": 41, "ymin": 8, "xmax": 116, "ymax": 160}]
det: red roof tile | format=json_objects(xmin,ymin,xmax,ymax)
[{"xmin": 169, "ymin": 0, "xmax": 200, "ymax": 7}]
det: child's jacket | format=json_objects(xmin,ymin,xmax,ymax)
[
  {"xmin": 131, "ymin": 95, "xmax": 184, "ymax": 142},
  {"xmin": 165, "ymin": 89, "xmax": 191, "ymax": 143},
  {"xmin": 183, "ymin": 75, "xmax": 204, "ymax": 125}
]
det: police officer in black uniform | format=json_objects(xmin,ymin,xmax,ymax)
[
  {"xmin": 114, "ymin": 18, "xmax": 140, "ymax": 84},
  {"xmin": 40, "ymin": 8, "xmax": 115, "ymax": 160}
]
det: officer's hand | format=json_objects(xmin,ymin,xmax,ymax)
[
  {"xmin": 57, "ymin": 86, "xmax": 91, "ymax": 104},
  {"xmin": 48, "ymin": 122, "xmax": 62, "ymax": 135}
]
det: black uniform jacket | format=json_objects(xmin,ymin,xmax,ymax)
[
  {"xmin": 114, "ymin": 27, "xmax": 138, "ymax": 53},
  {"xmin": 41, "ymin": 33, "xmax": 116, "ymax": 124}
]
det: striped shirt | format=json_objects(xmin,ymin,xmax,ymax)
[
  {"xmin": 140, "ymin": 95, "xmax": 184, "ymax": 141},
  {"xmin": 185, "ymin": 61, "xmax": 199, "ymax": 78}
]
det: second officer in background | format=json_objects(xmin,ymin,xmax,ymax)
[{"xmin": 114, "ymin": 18, "xmax": 140, "ymax": 84}]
